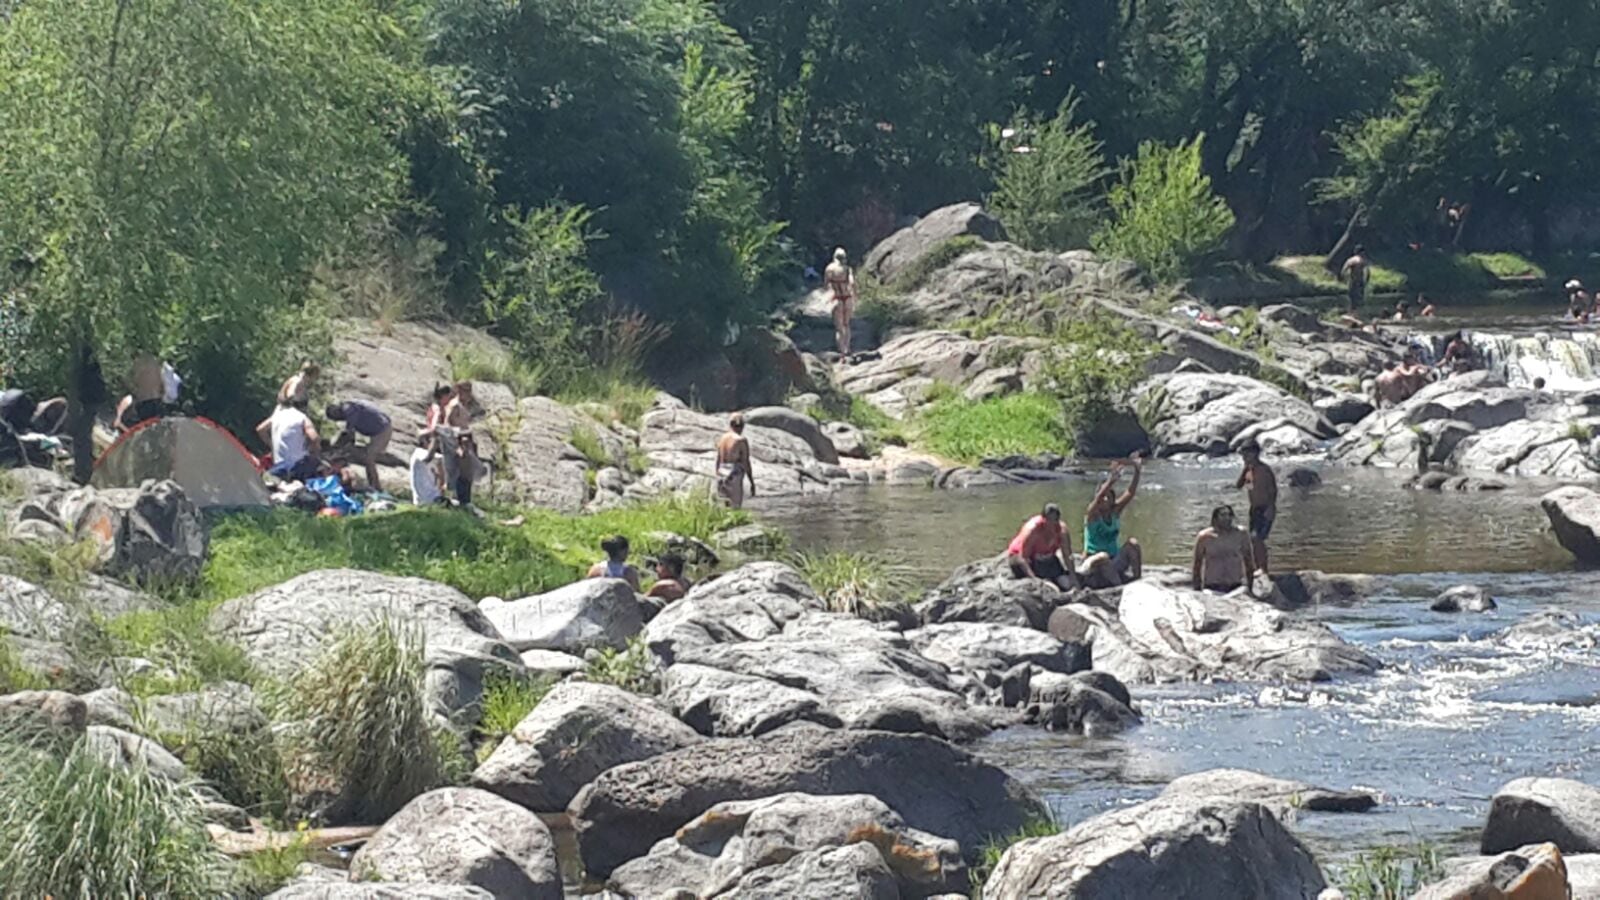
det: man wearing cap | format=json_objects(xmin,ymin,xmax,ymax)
[
  {"xmin": 1566, "ymin": 279, "xmax": 1592, "ymax": 321},
  {"xmin": 1006, "ymin": 503, "xmax": 1081, "ymax": 590}
]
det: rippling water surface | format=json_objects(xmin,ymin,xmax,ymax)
[{"xmin": 759, "ymin": 462, "xmax": 1600, "ymax": 858}]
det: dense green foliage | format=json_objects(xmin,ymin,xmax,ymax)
[
  {"xmin": 970, "ymin": 817, "xmax": 1062, "ymax": 898},
  {"xmin": 1334, "ymin": 842, "xmax": 1445, "ymax": 900},
  {"xmin": 988, "ymin": 99, "xmax": 1108, "ymax": 252},
  {"xmin": 478, "ymin": 671, "xmax": 556, "ymax": 745},
  {"xmin": 1094, "ymin": 138, "xmax": 1235, "ymax": 282},
  {"xmin": 1043, "ymin": 317, "xmax": 1156, "ymax": 438}
]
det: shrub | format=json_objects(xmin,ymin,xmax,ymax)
[
  {"xmin": 1093, "ymin": 137, "xmax": 1235, "ymax": 282},
  {"xmin": 482, "ymin": 204, "xmax": 604, "ymax": 375},
  {"xmin": 1334, "ymin": 842, "xmax": 1444, "ymax": 900},
  {"xmin": 586, "ymin": 636, "xmax": 658, "ymax": 695},
  {"xmin": 107, "ymin": 604, "xmax": 255, "ymax": 698},
  {"xmin": 916, "ymin": 392, "xmax": 1069, "ymax": 465},
  {"xmin": 479, "ymin": 671, "xmax": 556, "ymax": 744},
  {"xmin": 789, "ymin": 550, "xmax": 915, "ymax": 620},
  {"xmin": 856, "ymin": 286, "xmax": 929, "ymax": 336},
  {"xmin": 987, "ymin": 96, "xmax": 1109, "ymax": 252},
  {"xmin": 267, "ymin": 618, "xmax": 457, "ymax": 823},
  {"xmin": 1042, "ymin": 317, "xmax": 1155, "ymax": 440},
  {"xmin": 0, "ymin": 730, "xmax": 233, "ymax": 897},
  {"xmin": 235, "ymin": 828, "xmax": 313, "ymax": 896},
  {"xmin": 160, "ymin": 722, "xmax": 290, "ymax": 822},
  {"xmin": 969, "ymin": 817, "xmax": 1062, "ymax": 898},
  {"xmin": 569, "ymin": 424, "xmax": 610, "ymax": 468}
]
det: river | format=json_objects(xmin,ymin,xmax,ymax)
[{"xmin": 758, "ymin": 460, "xmax": 1600, "ymax": 862}]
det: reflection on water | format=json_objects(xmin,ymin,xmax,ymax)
[
  {"xmin": 756, "ymin": 465, "xmax": 1600, "ymax": 859},
  {"xmin": 762, "ymin": 461, "xmax": 1572, "ymax": 579}
]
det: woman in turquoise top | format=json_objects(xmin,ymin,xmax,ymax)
[{"xmin": 1082, "ymin": 452, "xmax": 1144, "ymax": 588}]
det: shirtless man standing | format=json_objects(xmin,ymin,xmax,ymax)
[
  {"xmin": 1192, "ymin": 505, "xmax": 1256, "ymax": 596},
  {"xmin": 1340, "ymin": 245, "xmax": 1371, "ymax": 313},
  {"xmin": 435, "ymin": 381, "xmax": 474, "ymax": 500},
  {"xmin": 824, "ymin": 247, "xmax": 856, "ymax": 357},
  {"xmin": 1235, "ymin": 439, "xmax": 1278, "ymax": 575},
  {"xmin": 715, "ymin": 413, "xmax": 756, "ymax": 508}
]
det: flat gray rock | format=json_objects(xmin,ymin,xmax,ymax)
[{"xmin": 350, "ymin": 787, "xmax": 560, "ymax": 898}]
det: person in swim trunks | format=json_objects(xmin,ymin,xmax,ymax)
[
  {"xmin": 1192, "ymin": 504, "xmax": 1256, "ymax": 596},
  {"xmin": 1006, "ymin": 503, "xmax": 1080, "ymax": 591},
  {"xmin": 1235, "ymin": 439, "xmax": 1278, "ymax": 576},
  {"xmin": 1080, "ymin": 452, "xmax": 1144, "ymax": 589},
  {"xmin": 715, "ymin": 413, "xmax": 755, "ymax": 508}
]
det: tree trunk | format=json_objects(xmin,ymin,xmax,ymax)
[
  {"xmin": 66, "ymin": 337, "xmax": 100, "ymax": 484},
  {"xmin": 1324, "ymin": 205, "xmax": 1364, "ymax": 273}
]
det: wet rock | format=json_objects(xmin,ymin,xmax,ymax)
[
  {"xmin": 569, "ymin": 723, "xmax": 1048, "ymax": 877},
  {"xmin": 482, "ymin": 579, "xmax": 643, "ymax": 654},
  {"xmin": 1543, "ymin": 487, "xmax": 1600, "ymax": 564},
  {"xmin": 915, "ymin": 558, "xmax": 1059, "ymax": 632},
  {"xmin": 209, "ymin": 570, "xmax": 522, "ymax": 722},
  {"xmin": 0, "ymin": 689, "xmax": 86, "ymax": 735},
  {"xmin": 1134, "ymin": 373, "xmax": 1333, "ymax": 458},
  {"xmin": 1159, "ymin": 768, "xmax": 1377, "ymax": 814},
  {"xmin": 1484, "ymin": 778, "xmax": 1600, "ymax": 854},
  {"xmin": 1073, "ymin": 410, "xmax": 1152, "ymax": 459},
  {"xmin": 719, "ymin": 842, "xmax": 901, "ymax": 899},
  {"xmin": 824, "ymin": 421, "xmax": 871, "ymax": 459},
  {"xmin": 908, "ymin": 622, "xmax": 1086, "ymax": 681},
  {"xmin": 742, "ymin": 406, "xmax": 840, "ymax": 465},
  {"xmin": 982, "ymin": 770, "xmax": 1331, "ymax": 899},
  {"xmin": 1315, "ymin": 394, "xmax": 1375, "ymax": 427},
  {"xmin": 1022, "ymin": 672, "xmax": 1140, "ymax": 736},
  {"xmin": 1498, "ymin": 610, "xmax": 1597, "ymax": 652},
  {"xmin": 888, "ymin": 460, "xmax": 940, "ymax": 486},
  {"xmin": 606, "ymin": 792, "xmax": 966, "ymax": 898},
  {"xmin": 1284, "ymin": 467, "xmax": 1322, "ymax": 488},
  {"xmin": 350, "ymin": 787, "xmax": 560, "ymax": 898},
  {"xmin": 472, "ymin": 682, "xmax": 701, "ymax": 813},
  {"xmin": 937, "ymin": 467, "xmax": 1018, "ymax": 490},
  {"xmin": 1432, "ymin": 585, "xmax": 1497, "ymax": 613},
  {"xmin": 1416, "ymin": 843, "xmax": 1578, "ymax": 900},
  {"xmin": 267, "ymin": 885, "xmax": 494, "ymax": 900},
  {"xmin": 1066, "ymin": 581, "xmax": 1380, "ymax": 683},
  {"xmin": 862, "ymin": 202, "xmax": 1006, "ymax": 284},
  {"xmin": 1265, "ymin": 571, "xmax": 1371, "ymax": 610}
]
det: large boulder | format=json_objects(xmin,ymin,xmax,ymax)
[
  {"xmin": 633, "ymin": 406, "xmax": 853, "ymax": 501},
  {"xmin": 499, "ymin": 396, "xmax": 617, "ymax": 512},
  {"xmin": 53, "ymin": 481, "xmax": 207, "ymax": 584},
  {"xmin": 472, "ymin": 681, "xmax": 701, "ymax": 813},
  {"xmin": 1134, "ymin": 373, "xmax": 1332, "ymax": 457},
  {"xmin": 607, "ymin": 792, "xmax": 965, "ymax": 898},
  {"xmin": 569, "ymin": 723, "xmax": 1047, "ymax": 877},
  {"xmin": 1022, "ymin": 671, "xmax": 1141, "ymax": 736},
  {"xmin": 0, "ymin": 690, "xmax": 87, "ymax": 735},
  {"xmin": 1415, "ymin": 843, "xmax": 1581, "ymax": 900},
  {"xmin": 209, "ymin": 570, "xmax": 521, "ymax": 720},
  {"xmin": 350, "ymin": 788, "xmax": 560, "ymax": 898},
  {"xmin": 915, "ymin": 558, "xmax": 1061, "ymax": 630},
  {"xmin": 1483, "ymin": 778, "xmax": 1600, "ymax": 855},
  {"xmin": 0, "ymin": 572, "xmax": 154, "ymax": 644},
  {"xmin": 480, "ymin": 579, "xmax": 643, "ymax": 654},
  {"xmin": 742, "ymin": 406, "xmax": 840, "ymax": 465},
  {"xmin": 835, "ymin": 331, "xmax": 1046, "ymax": 420},
  {"xmin": 1061, "ymin": 581, "xmax": 1380, "ymax": 684},
  {"xmin": 907, "ymin": 622, "xmax": 1086, "ymax": 681},
  {"xmin": 1543, "ymin": 487, "xmax": 1600, "ymax": 565},
  {"xmin": 982, "ymin": 770, "xmax": 1336, "ymax": 900},
  {"xmin": 862, "ymin": 203, "xmax": 1007, "ymax": 285},
  {"xmin": 719, "ymin": 843, "xmax": 900, "ymax": 899}
]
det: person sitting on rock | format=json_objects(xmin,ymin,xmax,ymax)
[
  {"xmin": 1006, "ymin": 503, "xmax": 1081, "ymax": 591},
  {"xmin": 326, "ymin": 400, "xmax": 394, "ymax": 493},
  {"xmin": 1080, "ymin": 453, "xmax": 1144, "ymax": 589},
  {"xmin": 645, "ymin": 552, "xmax": 692, "ymax": 602},
  {"xmin": 1192, "ymin": 504, "xmax": 1256, "ymax": 597},
  {"xmin": 256, "ymin": 398, "xmax": 321, "ymax": 482},
  {"xmin": 1439, "ymin": 330, "xmax": 1475, "ymax": 372},
  {"xmin": 277, "ymin": 360, "xmax": 319, "ymax": 408},
  {"xmin": 1419, "ymin": 296, "xmax": 1437, "ymax": 317},
  {"xmin": 587, "ymin": 535, "xmax": 642, "ymax": 591},
  {"xmin": 715, "ymin": 414, "xmax": 755, "ymax": 509},
  {"xmin": 1374, "ymin": 354, "xmax": 1431, "ymax": 407}
]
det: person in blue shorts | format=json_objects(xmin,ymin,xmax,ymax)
[{"xmin": 1235, "ymin": 440, "xmax": 1278, "ymax": 576}]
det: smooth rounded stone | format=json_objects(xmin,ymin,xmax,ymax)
[
  {"xmin": 569, "ymin": 723, "xmax": 1048, "ymax": 878},
  {"xmin": 1074, "ymin": 410, "xmax": 1151, "ymax": 459},
  {"xmin": 637, "ymin": 406, "xmax": 854, "ymax": 501},
  {"xmin": 823, "ymin": 421, "xmax": 870, "ymax": 459},
  {"xmin": 1284, "ymin": 466, "xmax": 1322, "ymax": 488},
  {"xmin": 1543, "ymin": 487, "xmax": 1600, "ymax": 564},
  {"xmin": 483, "ymin": 578, "xmax": 644, "ymax": 654},
  {"xmin": 712, "ymin": 524, "xmax": 781, "ymax": 555},
  {"xmin": 517, "ymin": 648, "xmax": 587, "ymax": 678},
  {"xmin": 86, "ymin": 724, "xmax": 190, "ymax": 782},
  {"xmin": 908, "ymin": 622, "xmax": 1086, "ymax": 680},
  {"xmin": 938, "ymin": 467, "xmax": 1016, "ymax": 490},
  {"xmin": 720, "ymin": 842, "xmax": 900, "ymax": 900},
  {"xmin": 1432, "ymin": 584, "xmax": 1497, "ymax": 613},
  {"xmin": 1415, "ymin": 843, "xmax": 1576, "ymax": 900},
  {"xmin": 267, "ymin": 885, "xmax": 494, "ymax": 900},
  {"xmin": 0, "ymin": 690, "xmax": 86, "ymax": 734},
  {"xmin": 887, "ymin": 460, "xmax": 940, "ymax": 486},
  {"xmin": 983, "ymin": 773, "xmax": 1333, "ymax": 899},
  {"xmin": 472, "ymin": 682, "xmax": 701, "ymax": 813},
  {"xmin": 350, "ymin": 788, "xmax": 560, "ymax": 898},
  {"xmin": 79, "ymin": 686, "xmax": 137, "ymax": 730},
  {"xmin": 1133, "ymin": 372, "xmax": 1333, "ymax": 458},
  {"xmin": 1067, "ymin": 581, "xmax": 1381, "ymax": 684},
  {"xmin": 607, "ymin": 792, "xmax": 965, "ymax": 899},
  {"xmin": 1264, "ymin": 571, "xmax": 1371, "ymax": 610},
  {"xmin": 645, "ymin": 562, "xmax": 825, "ymax": 665},
  {"xmin": 916, "ymin": 557, "xmax": 1061, "ymax": 630},
  {"xmin": 139, "ymin": 681, "xmax": 267, "ymax": 735},
  {"xmin": 1161, "ymin": 769, "xmax": 1377, "ymax": 814},
  {"xmin": 1314, "ymin": 393, "xmax": 1375, "ymax": 427},
  {"xmin": 1484, "ymin": 778, "xmax": 1600, "ymax": 855},
  {"xmin": 862, "ymin": 202, "xmax": 1006, "ymax": 284},
  {"xmin": 208, "ymin": 569, "xmax": 521, "ymax": 721},
  {"xmin": 1021, "ymin": 674, "xmax": 1141, "ymax": 737},
  {"xmin": 742, "ymin": 406, "xmax": 841, "ymax": 465}
]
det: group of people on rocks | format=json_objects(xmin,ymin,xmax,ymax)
[
  {"xmin": 1005, "ymin": 443, "xmax": 1279, "ymax": 599},
  {"xmin": 582, "ymin": 533, "xmax": 694, "ymax": 602}
]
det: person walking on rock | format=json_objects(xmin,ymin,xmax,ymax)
[
  {"xmin": 326, "ymin": 399, "xmax": 394, "ymax": 492},
  {"xmin": 1236, "ymin": 439, "xmax": 1278, "ymax": 575},
  {"xmin": 715, "ymin": 413, "xmax": 755, "ymax": 509},
  {"xmin": 824, "ymin": 247, "xmax": 856, "ymax": 357}
]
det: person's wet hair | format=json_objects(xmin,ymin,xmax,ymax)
[
  {"xmin": 657, "ymin": 552, "xmax": 685, "ymax": 578},
  {"xmin": 729, "ymin": 413, "xmax": 745, "ymax": 432},
  {"xmin": 324, "ymin": 403, "xmax": 345, "ymax": 420},
  {"xmin": 432, "ymin": 384, "xmax": 453, "ymax": 402},
  {"xmin": 1238, "ymin": 439, "xmax": 1261, "ymax": 457},
  {"xmin": 1043, "ymin": 503, "xmax": 1062, "ymax": 520},
  {"xmin": 1212, "ymin": 504, "xmax": 1235, "ymax": 526},
  {"xmin": 601, "ymin": 534, "xmax": 630, "ymax": 560}
]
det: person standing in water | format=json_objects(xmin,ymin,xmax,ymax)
[
  {"xmin": 1192, "ymin": 505, "xmax": 1256, "ymax": 596},
  {"xmin": 1340, "ymin": 245, "xmax": 1371, "ymax": 313},
  {"xmin": 824, "ymin": 247, "xmax": 856, "ymax": 357},
  {"xmin": 715, "ymin": 413, "xmax": 755, "ymax": 508},
  {"xmin": 1235, "ymin": 440, "xmax": 1278, "ymax": 576},
  {"xmin": 1080, "ymin": 453, "xmax": 1144, "ymax": 588}
]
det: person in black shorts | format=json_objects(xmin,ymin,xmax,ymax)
[{"xmin": 1235, "ymin": 440, "xmax": 1278, "ymax": 575}]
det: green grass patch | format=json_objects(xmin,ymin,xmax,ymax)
[
  {"xmin": 556, "ymin": 368, "xmax": 659, "ymax": 429},
  {"xmin": 235, "ymin": 829, "xmax": 313, "ymax": 896},
  {"xmin": 450, "ymin": 341, "xmax": 550, "ymax": 399},
  {"xmin": 856, "ymin": 285, "xmax": 930, "ymax": 337},
  {"xmin": 0, "ymin": 630, "xmax": 46, "ymax": 693},
  {"xmin": 0, "ymin": 730, "xmax": 234, "ymax": 896},
  {"xmin": 1273, "ymin": 250, "xmax": 1545, "ymax": 300},
  {"xmin": 478, "ymin": 671, "xmax": 556, "ymax": 744},
  {"xmin": 915, "ymin": 392, "xmax": 1068, "ymax": 465},
  {"xmin": 106, "ymin": 603, "xmax": 255, "ymax": 698},
  {"xmin": 1468, "ymin": 251, "xmax": 1543, "ymax": 280},
  {"xmin": 1274, "ymin": 256, "xmax": 1405, "ymax": 294},
  {"xmin": 788, "ymin": 550, "xmax": 914, "ymax": 620},
  {"xmin": 1333, "ymin": 842, "xmax": 1445, "ymax": 900},
  {"xmin": 0, "ymin": 470, "xmax": 19, "ymax": 504},
  {"xmin": 585, "ymin": 636, "xmax": 657, "ymax": 695},
  {"xmin": 569, "ymin": 424, "xmax": 609, "ymax": 468},
  {"xmin": 970, "ymin": 817, "xmax": 1062, "ymax": 898}
]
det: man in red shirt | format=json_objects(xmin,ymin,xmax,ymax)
[{"xmin": 1006, "ymin": 503, "xmax": 1081, "ymax": 590}]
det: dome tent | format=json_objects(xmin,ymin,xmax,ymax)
[{"xmin": 92, "ymin": 417, "xmax": 269, "ymax": 509}]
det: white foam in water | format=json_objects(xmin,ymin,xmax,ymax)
[{"xmin": 1467, "ymin": 330, "xmax": 1600, "ymax": 391}]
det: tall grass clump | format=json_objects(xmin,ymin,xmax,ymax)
[
  {"xmin": 1335, "ymin": 842, "xmax": 1444, "ymax": 900},
  {"xmin": 161, "ymin": 722, "xmax": 290, "ymax": 821},
  {"xmin": 106, "ymin": 604, "xmax": 255, "ymax": 698},
  {"xmin": 969, "ymin": 817, "xmax": 1062, "ymax": 898},
  {"xmin": 790, "ymin": 550, "xmax": 915, "ymax": 619},
  {"xmin": 1093, "ymin": 136, "xmax": 1234, "ymax": 282},
  {"xmin": 450, "ymin": 341, "xmax": 550, "ymax": 399},
  {"xmin": 478, "ymin": 670, "xmax": 555, "ymax": 744},
  {"xmin": 267, "ymin": 619, "xmax": 457, "ymax": 823},
  {"xmin": 0, "ymin": 730, "xmax": 233, "ymax": 897},
  {"xmin": 0, "ymin": 630, "xmax": 45, "ymax": 692},
  {"xmin": 916, "ymin": 392, "xmax": 1069, "ymax": 465}
]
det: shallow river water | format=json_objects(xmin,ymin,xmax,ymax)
[{"xmin": 758, "ymin": 461, "xmax": 1600, "ymax": 860}]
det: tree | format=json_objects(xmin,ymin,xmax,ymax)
[
  {"xmin": 1093, "ymin": 137, "xmax": 1235, "ymax": 283},
  {"xmin": 986, "ymin": 96, "xmax": 1109, "ymax": 252},
  {"xmin": 0, "ymin": 0, "xmax": 420, "ymax": 479}
]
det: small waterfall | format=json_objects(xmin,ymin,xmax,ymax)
[{"xmin": 1451, "ymin": 331, "xmax": 1600, "ymax": 390}]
